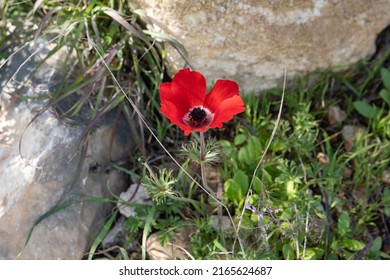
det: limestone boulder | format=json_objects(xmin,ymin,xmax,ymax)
[
  {"xmin": 0, "ymin": 41, "xmax": 133, "ymax": 259},
  {"xmin": 130, "ymin": 0, "xmax": 390, "ymax": 92}
]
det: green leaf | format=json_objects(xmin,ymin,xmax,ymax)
[
  {"xmin": 233, "ymin": 169, "xmax": 249, "ymax": 196},
  {"xmin": 301, "ymin": 248, "xmax": 317, "ymax": 260},
  {"xmin": 249, "ymin": 194, "xmax": 259, "ymax": 205},
  {"xmin": 224, "ymin": 179, "xmax": 242, "ymax": 203},
  {"xmin": 379, "ymin": 252, "xmax": 390, "ymax": 259},
  {"xmin": 286, "ymin": 180, "xmax": 297, "ymax": 198},
  {"xmin": 353, "ymin": 101, "xmax": 378, "ymax": 119},
  {"xmin": 342, "ymin": 77, "xmax": 360, "ymax": 96},
  {"xmin": 381, "ymin": 67, "xmax": 390, "ymax": 90},
  {"xmin": 252, "ymin": 176, "xmax": 262, "ymax": 194},
  {"xmin": 311, "ymin": 247, "xmax": 325, "ymax": 259},
  {"xmin": 343, "ymin": 250, "xmax": 355, "ymax": 260},
  {"xmin": 379, "ymin": 89, "xmax": 390, "ymax": 105},
  {"xmin": 213, "ymin": 239, "xmax": 227, "ymax": 252},
  {"xmin": 370, "ymin": 237, "xmax": 382, "ymax": 253},
  {"xmin": 118, "ymin": 247, "xmax": 130, "ymax": 260},
  {"xmin": 238, "ymin": 136, "xmax": 262, "ymax": 167},
  {"xmin": 219, "ymin": 140, "xmax": 234, "ymax": 156},
  {"xmin": 261, "ymin": 168, "xmax": 274, "ymax": 185},
  {"xmin": 282, "ymin": 243, "xmax": 295, "ymax": 260},
  {"xmin": 234, "ymin": 134, "xmax": 248, "ymax": 146},
  {"xmin": 337, "ymin": 211, "xmax": 350, "ymax": 237},
  {"xmin": 343, "ymin": 239, "xmax": 365, "ymax": 251},
  {"xmin": 248, "ymin": 136, "xmax": 262, "ymax": 155}
]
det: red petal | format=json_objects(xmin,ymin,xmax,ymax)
[
  {"xmin": 209, "ymin": 95, "xmax": 245, "ymax": 128},
  {"xmin": 160, "ymin": 81, "xmax": 189, "ymax": 119},
  {"xmin": 171, "ymin": 68, "xmax": 206, "ymax": 108},
  {"xmin": 160, "ymin": 100, "xmax": 195, "ymax": 135},
  {"xmin": 160, "ymin": 99, "xmax": 182, "ymax": 125},
  {"xmin": 204, "ymin": 80, "xmax": 239, "ymax": 113}
]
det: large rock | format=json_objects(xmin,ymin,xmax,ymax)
[
  {"xmin": 0, "ymin": 41, "xmax": 132, "ymax": 259},
  {"xmin": 131, "ymin": 0, "xmax": 390, "ymax": 92}
]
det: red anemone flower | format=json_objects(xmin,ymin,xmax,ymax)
[{"xmin": 159, "ymin": 68, "xmax": 245, "ymax": 136}]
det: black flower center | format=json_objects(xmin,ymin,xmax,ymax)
[
  {"xmin": 189, "ymin": 107, "xmax": 207, "ymax": 122},
  {"xmin": 183, "ymin": 106, "xmax": 214, "ymax": 129}
]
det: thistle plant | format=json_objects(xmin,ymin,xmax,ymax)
[
  {"xmin": 139, "ymin": 157, "xmax": 178, "ymax": 204},
  {"xmin": 180, "ymin": 137, "xmax": 223, "ymax": 166}
]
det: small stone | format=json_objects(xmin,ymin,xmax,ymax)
[
  {"xmin": 146, "ymin": 228, "xmax": 193, "ymax": 260},
  {"xmin": 328, "ymin": 105, "xmax": 346, "ymax": 125},
  {"xmin": 382, "ymin": 169, "xmax": 390, "ymax": 185},
  {"xmin": 316, "ymin": 152, "xmax": 329, "ymax": 165},
  {"xmin": 118, "ymin": 184, "xmax": 152, "ymax": 218},
  {"xmin": 210, "ymin": 215, "xmax": 234, "ymax": 232},
  {"xmin": 343, "ymin": 167, "xmax": 353, "ymax": 179}
]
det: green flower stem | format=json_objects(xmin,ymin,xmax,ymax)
[
  {"xmin": 199, "ymin": 132, "xmax": 215, "ymax": 196},
  {"xmin": 140, "ymin": 157, "xmax": 159, "ymax": 184}
]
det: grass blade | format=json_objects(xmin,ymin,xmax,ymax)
[
  {"xmin": 102, "ymin": 7, "xmax": 149, "ymax": 45},
  {"xmin": 17, "ymin": 200, "xmax": 74, "ymax": 258},
  {"xmin": 87, "ymin": 209, "xmax": 119, "ymax": 260}
]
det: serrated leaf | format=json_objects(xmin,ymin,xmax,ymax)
[
  {"xmin": 337, "ymin": 211, "xmax": 350, "ymax": 237},
  {"xmin": 286, "ymin": 180, "xmax": 297, "ymax": 198},
  {"xmin": 379, "ymin": 89, "xmax": 390, "ymax": 105},
  {"xmin": 343, "ymin": 239, "xmax": 365, "ymax": 251},
  {"xmin": 381, "ymin": 67, "xmax": 390, "ymax": 90},
  {"xmin": 353, "ymin": 101, "xmax": 378, "ymax": 119}
]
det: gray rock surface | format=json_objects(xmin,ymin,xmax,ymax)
[
  {"xmin": 131, "ymin": 0, "xmax": 390, "ymax": 92},
  {"xmin": 0, "ymin": 40, "xmax": 132, "ymax": 259},
  {"xmin": 118, "ymin": 184, "xmax": 152, "ymax": 218}
]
